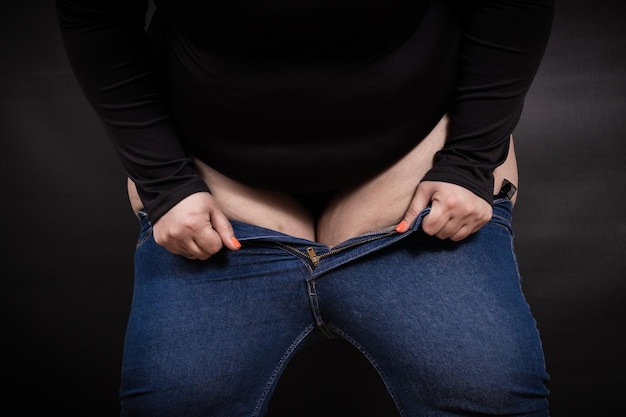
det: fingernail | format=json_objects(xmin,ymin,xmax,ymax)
[
  {"xmin": 231, "ymin": 236, "xmax": 241, "ymax": 249},
  {"xmin": 395, "ymin": 220, "xmax": 408, "ymax": 233}
]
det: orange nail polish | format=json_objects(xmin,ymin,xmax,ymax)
[
  {"xmin": 231, "ymin": 236, "xmax": 241, "ymax": 249},
  {"xmin": 395, "ymin": 220, "xmax": 408, "ymax": 233}
]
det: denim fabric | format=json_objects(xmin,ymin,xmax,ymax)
[{"xmin": 120, "ymin": 199, "xmax": 549, "ymax": 417}]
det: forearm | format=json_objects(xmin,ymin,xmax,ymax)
[
  {"xmin": 423, "ymin": 0, "xmax": 554, "ymax": 202},
  {"xmin": 56, "ymin": 0, "xmax": 208, "ymax": 222}
]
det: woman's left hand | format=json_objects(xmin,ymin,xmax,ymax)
[{"xmin": 395, "ymin": 180, "xmax": 492, "ymax": 241}]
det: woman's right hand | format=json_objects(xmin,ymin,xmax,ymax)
[{"xmin": 152, "ymin": 192, "xmax": 241, "ymax": 260}]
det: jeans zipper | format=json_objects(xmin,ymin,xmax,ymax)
[{"xmin": 276, "ymin": 225, "xmax": 397, "ymax": 268}]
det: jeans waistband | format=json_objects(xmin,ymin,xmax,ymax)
[{"xmin": 138, "ymin": 198, "xmax": 513, "ymax": 278}]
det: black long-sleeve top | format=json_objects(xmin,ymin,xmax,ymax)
[{"xmin": 56, "ymin": 0, "xmax": 554, "ymax": 222}]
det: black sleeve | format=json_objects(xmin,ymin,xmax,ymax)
[
  {"xmin": 421, "ymin": 0, "xmax": 555, "ymax": 202},
  {"xmin": 55, "ymin": 0, "xmax": 209, "ymax": 222}
]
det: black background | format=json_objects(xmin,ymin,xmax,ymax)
[{"xmin": 3, "ymin": 1, "xmax": 624, "ymax": 415}]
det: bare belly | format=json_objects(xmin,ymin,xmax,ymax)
[{"xmin": 128, "ymin": 115, "xmax": 518, "ymax": 246}]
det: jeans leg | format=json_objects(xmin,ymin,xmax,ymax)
[
  {"xmin": 120, "ymin": 218, "xmax": 317, "ymax": 417},
  {"xmin": 316, "ymin": 204, "xmax": 550, "ymax": 416}
]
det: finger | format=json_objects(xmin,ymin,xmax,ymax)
[
  {"xmin": 210, "ymin": 210, "xmax": 241, "ymax": 251},
  {"xmin": 176, "ymin": 249, "xmax": 196, "ymax": 259},
  {"xmin": 191, "ymin": 223, "xmax": 224, "ymax": 260},
  {"xmin": 448, "ymin": 226, "xmax": 473, "ymax": 242},
  {"xmin": 420, "ymin": 199, "xmax": 450, "ymax": 237},
  {"xmin": 432, "ymin": 207, "xmax": 492, "ymax": 241},
  {"xmin": 153, "ymin": 218, "xmax": 216, "ymax": 260},
  {"xmin": 395, "ymin": 183, "xmax": 431, "ymax": 233},
  {"xmin": 440, "ymin": 223, "xmax": 472, "ymax": 242}
]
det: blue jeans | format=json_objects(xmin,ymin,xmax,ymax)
[{"xmin": 120, "ymin": 199, "xmax": 549, "ymax": 417}]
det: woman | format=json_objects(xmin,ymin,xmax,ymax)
[{"xmin": 57, "ymin": 0, "xmax": 554, "ymax": 416}]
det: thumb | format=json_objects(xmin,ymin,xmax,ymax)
[
  {"xmin": 210, "ymin": 210, "xmax": 241, "ymax": 251},
  {"xmin": 395, "ymin": 182, "xmax": 432, "ymax": 233}
]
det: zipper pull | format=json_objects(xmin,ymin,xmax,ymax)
[{"xmin": 306, "ymin": 246, "xmax": 320, "ymax": 267}]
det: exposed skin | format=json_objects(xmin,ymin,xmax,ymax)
[{"xmin": 128, "ymin": 115, "xmax": 518, "ymax": 259}]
